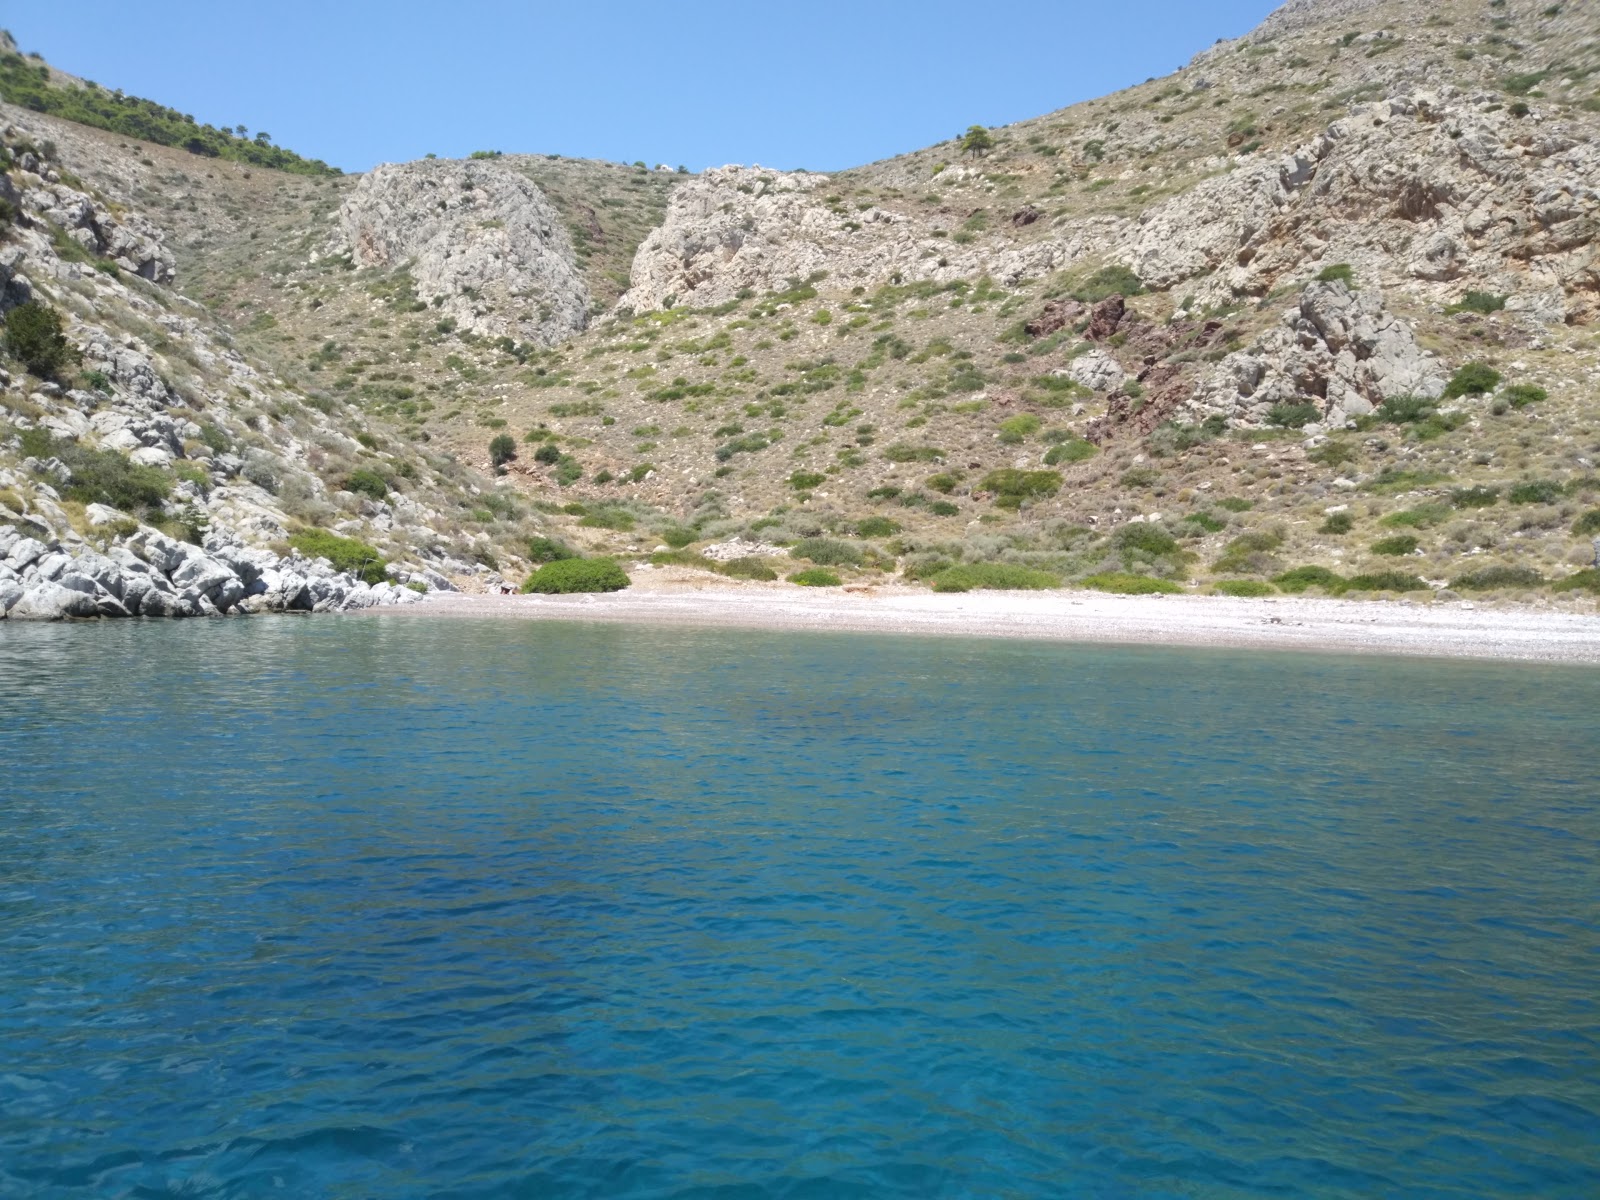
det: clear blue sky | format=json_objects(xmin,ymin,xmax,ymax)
[{"xmin": 9, "ymin": 1, "xmax": 1284, "ymax": 173}]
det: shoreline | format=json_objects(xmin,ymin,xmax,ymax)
[{"xmin": 365, "ymin": 580, "xmax": 1600, "ymax": 666}]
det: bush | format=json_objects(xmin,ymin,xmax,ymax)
[
  {"xmin": 1572, "ymin": 510, "xmax": 1600, "ymax": 536},
  {"xmin": 791, "ymin": 537, "xmax": 864, "ymax": 567},
  {"xmin": 533, "ymin": 443, "xmax": 562, "ymax": 465},
  {"xmin": 1320, "ymin": 511, "xmax": 1354, "ymax": 534},
  {"xmin": 1508, "ymin": 479, "xmax": 1564, "ymax": 505},
  {"xmin": 1044, "ymin": 439, "xmax": 1097, "ymax": 466},
  {"xmin": 1446, "ymin": 291, "xmax": 1506, "ymax": 315},
  {"xmin": 660, "ymin": 526, "xmax": 698, "ymax": 548},
  {"xmin": 1382, "ymin": 504, "xmax": 1452, "ymax": 529},
  {"xmin": 1267, "ymin": 402, "xmax": 1321, "ymax": 428},
  {"xmin": 1072, "ymin": 265, "xmax": 1146, "ymax": 302},
  {"xmin": 1552, "ymin": 569, "xmax": 1600, "ymax": 595},
  {"xmin": 924, "ymin": 473, "xmax": 960, "ymax": 494},
  {"xmin": 1213, "ymin": 579, "xmax": 1276, "ymax": 597},
  {"xmin": 1343, "ymin": 571, "xmax": 1430, "ymax": 592},
  {"xmin": 1316, "ymin": 263, "xmax": 1355, "ymax": 285},
  {"xmin": 527, "ymin": 535, "xmax": 578, "ymax": 562},
  {"xmin": 928, "ymin": 563, "xmax": 1059, "ymax": 593},
  {"xmin": 488, "ymin": 433, "xmax": 517, "ymax": 467},
  {"xmin": 998, "ymin": 414, "xmax": 1042, "ymax": 444},
  {"xmin": 1442, "ymin": 362, "xmax": 1501, "ymax": 399},
  {"xmin": 1080, "ymin": 572, "xmax": 1183, "ymax": 595},
  {"xmin": 1453, "ymin": 565, "xmax": 1544, "ymax": 591},
  {"xmin": 1114, "ymin": 523, "xmax": 1179, "ymax": 556},
  {"xmin": 980, "ymin": 468, "xmax": 1062, "ymax": 505},
  {"xmin": 1308, "ymin": 440, "xmax": 1357, "ymax": 468},
  {"xmin": 1452, "ymin": 486, "xmax": 1500, "ymax": 509},
  {"xmin": 855, "ymin": 516, "xmax": 901, "ymax": 538},
  {"xmin": 1502, "ymin": 383, "xmax": 1547, "ymax": 409},
  {"xmin": 18, "ymin": 431, "xmax": 172, "ymax": 514},
  {"xmin": 289, "ymin": 528, "xmax": 388, "ymax": 584},
  {"xmin": 521, "ymin": 557, "xmax": 630, "ymax": 593},
  {"xmin": 714, "ymin": 557, "xmax": 779, "ymax": 582},
  {"xmin": 1371, "ymin": 534, "xmax": 1419, "ymax": 556},
  {"xmin": 344, "ymin": 468, "xmax": 389, "ymax": 499},
  {"xmin": 789, "ymin": 470, "xmax": 827, "ymax": 490},
  {"xmin": 3, "ymin": 301, "xmax": 78, "ymax": 379},
  {"xmin": 789, "ymin": 567, "xmax": 842, "ymax": 587},
  {"xmin": 1273, "ymin": 565, "xmax": 1347, "ymax": 594},
  {"xmin": 580, "ymin": 507, "xmax": 635, "ymax": 531}
]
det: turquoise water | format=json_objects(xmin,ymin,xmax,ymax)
[{"xmin": 1, "ymin": 618, "xmax": 1598, "ymax": 1199}]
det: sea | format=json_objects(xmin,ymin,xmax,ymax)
[{"xmin": 2, "ymin": 616, "xmax": 1597, "ymax": 1198}]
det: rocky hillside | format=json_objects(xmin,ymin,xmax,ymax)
[{"xmin": 5, "ymin": 0, "xmax": 1600, "ymax": 618}]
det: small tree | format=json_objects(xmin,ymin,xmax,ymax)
[
  {"xmin": 960, "ymin": 125, "xmax": 994, "ymax": 158},
  {"xmin": 488, "ymin": 433, "xmax": 516, "ymax": 468},
  {"xmin": 3, "ymin": 301, "xmax": 78, "ymax": 379}
]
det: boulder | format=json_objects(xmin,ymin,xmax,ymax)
[
  {"xmin": 1065, "ymin": 349, "xmax": 1127, "ymax": 394},
  {"xmin": 10, "ymin": 582, "xmax": 100, "ymax": 620}
]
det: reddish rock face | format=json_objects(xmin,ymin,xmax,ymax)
[
  {"xmin": 1023, "ymin": 298, "xmax": 1086, "ymax": 339},
  {"xmin": 1085, "ymin": 295, "xmax": 1127, "ymax": 341}
]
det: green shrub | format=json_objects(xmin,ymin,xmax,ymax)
[
  {"xmin": 929, "ymin": 563, "xmax": 1059, "ymax": 592},
  {"xmin": 1453, "ymin": 565, "xmax": 1544, "ymax": 591},
  {"xmin": 1552, "ymin": 569, "xmax": 1600, "ymax": 595},
  {"xmin": 1382, "ymin": 504, "xmax": 1452, "ymax": 529},
  {"xmin": 929, "ymin": 500, "xmax": 960, "ymax": 516},
  {"xmin": 792, "ymin": 537, "xmax": 864, "ymax": 567},
  {"xmin": 1502, "ymin": 383, "xmax": 1547, "ymax": 409},
  {"xmin": 980, "ymin": 469, "xmax": 1062, "ymax": 504},
  {"xmin": 579, "ymin": 507, "xmax": 636, "ymax": 531},
  {"xmin": 1571, "ymin": 510, "xmax": 1600, "ymax": 536},
  {"xmin": 1273, "ymin": 565, "xmax": 1347, "ymax": 594},
  {"xmin": 1217, "ymin": 497, "xmax": 1254, "ymax": 513},
  {"xmin": 1442, "ymin": 362, "xmax": 1501, "ymax": 399},
  {"xmin": 1213, "ymin": 526, "xmax": 1286, "ymax": 572},
  {"xmin": 3, "ymin": 301, "xmax": 78, "ymax": 379},
  {"xmin": 1080, "ymin": 572, "xmax": 1183, "ymax": 595},
  {"xmin": 1320, "ymin": 511, "xmax": 1354, "ymax": 534},
  {"xmin": 533, "ymin": 443, "xmax": 562, "ymax": 465},
  {"xmin": 344, "ymin": 467, "xmax": 389, "ymax": 499},
  {"xmin": 1445, "ymin": 292, "xmax": 1506, "ymax": 315},
  {"xmin": 1343, "ymin": 571, "xmax": 1430, "ymax": 592},
  {"xmin": 1044, "ymin": 439, "xmax": 1097, "ymax": 465},
  {"xmin": 789, "ymin": 567, "xmax": 842, "ymax": 587},
  {"xmin": 521, "ymin": 557, "xmax": 629, "ymax": 593},
  {"xmin": 18, "ymin": 431, "xmax": 172, "ymax": 514},
  {"xmin": 997, "ymin": 414, "xmax": 1042, "ymax": 444},
  {"xmin": 1316, "ymin": 263, "xmax": 1355, "ymax": 285},
  {"xmin": 488, "ymin": 433, "xmax": 517, "ymax": 467},
  {"xmin": 1213, "ymin": 579, "xmax": 1276, "ymax": 597},
  {"xmin": 1267, "ymin": 402, "xmax": 1321, "ymax": 428},
  {"xmin": 554, "ymin": 455, "xmax": 582, "ymax": 487},
  {"xmin": 1309, "ymin": 440, "xmax": 1357, "ymax": 468},
  {"xmin": 1114, "ymin": 523, "xmax": 1179, "ymax": 556},
  {"xmin": 855, "ymin": 516, "xmax": 901, "ymax": 538},
  {"xmin": 1508, "ymin": 479, "xmax": 1564, "ymax": 505},
  {"xmin": 527, "ymin": 535, "xmax": 578, "ymax": 563},
  {"xmin": 924, "ymin": 473, "xmax": 961, "ymax": 494},
  {"xmin": 1371, "ymin": 534, "xmax": 1420, "ymax": 556},
  {"xmin": 1072, "ymin": 265, "xmax": 1146, "ymax": 302},
  {"xmin": 1452, "ymin": 486, "xmax": 1500, "ymax": 509},
  {"xmin": 714, "ymin": 557, "xmax": 779, "ymax": 582},
  {"xmin": 882, "ymin": 443, "xmax": 946, "ymax": 463},
  {"xmin": 789, "ymin": 470, "xmax": 827, "ymax": 490},
  {"xmin": 289, "ymin": 528, "xmax": 388, "ymax": 584},
  {"xmin": 660, "ymin": 526, "xmax": 698, "ymax": 548}
]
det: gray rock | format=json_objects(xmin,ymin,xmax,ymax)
[
  {"xmin": 0, "ymin": 579, "xmax": 22, "ymax": 614},
  {"xmin": 10, "ymin": 582, "xmax": 100, "ymax": 620},
  {"xmin": 6, "ymin": 537, "xmax": 46, "ymax": 571}
]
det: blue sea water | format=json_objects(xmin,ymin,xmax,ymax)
[{"xmin": 1, "ymin": 617, "xmax": 1598, "ymax": 1199}]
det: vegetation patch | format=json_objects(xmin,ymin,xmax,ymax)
[
  {"xmin": 521, "ymin": 557, "xmax": 630, "ymax": 593},
  {"xmin": 1213, "ymin": 579, "xmax": 1276, "ymax": 597},
  {"xmin": 527, "ymin": 535, "xmax": 578, "ymax": 563},
  {"xmin": 1371, "ymin": 534, "xmax": 1419, "ymax": 556},
  {"xmin": 788, "ymin": 567, "xmax": 842, "ymax": 587},
  {"xmin": 1452, "ymin": 565, "xmax": 1544, "ymax": 591},
  {"xmin": 928, "ymin": 563, "xmax": 1059, "ymax": 593},
  {"xmin": 1343, "ymin": 571, "xmax": 1430, "ymax": 592},
  {"xmin": 980, "ymin": 468, "xmax": 1062, "ymax": 506},
  {"xmin": 1273, "ymin": 565, "xmax": 1347, "ymax": 594},
  {"xmin": 791, "ymin": 537, "xmax": 864, "ymax": 567},
  {"xmin": 1080, "ymin": 572, "xmax": 1183, "ymax": 595},
  {"xmin": 289, "ymin": 528, "xmax": 387, "ymax": 584},
  {"xmin": 1442, "ymin": 362, "xmax": 1501, "ymax": 399}
]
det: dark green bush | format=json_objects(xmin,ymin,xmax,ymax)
[
  {"xmin": 289, "ymin": 528, "xmax": 387, "ymax": 584},
  {"xmin": 980, "ymin": 469, "xmax": 1062, "ymax": 504},
  {"xmin": 527, "ymin": 535, "xmax": 578, "ymax": 563},
  {"xmin": 1267, "ymin": 402, "xmax": 1321, "ymax": 429},
  {"xmin": 1572, "ymin": 510, "xmax": 1600, "ymax": 536},
  {"xmin": 1508, "ymin": 479, "xmax": 1564, "ymax": 505},
  {"xmin": 1316, "ymin": 263, "xmax": 1355, "ymax": 285},
  {"xmin": 3, "ymin": 301, "xmax": 78, "ymax": 379},
  {"xmin": 1213, "ymin": 579, "xmax": 1276, "ymax": 597},
  {"xmin": 1552, "ymin": 569, "xmax": 1600, "ymax": 595},
  {"xmin": 554, "ymin": 455, "xmax": 582, "ymax": 487},
  {"xmin": 929, "ymin": 500, "xmax": 960, "ymax": 516},
  {"xmin": 1080, "ymin": 572, "xmax": 1183, "ymax": 595},
  {"xmin": 929, "ymin": 563, "xmax": 1059, "ymax": 593},
  {"xmin": 1502, "ymin": 384, "xmax": 1547, "ymax": 409},
  {"xmin": 790, "ymin": 470, "xmax": 827, "ymax": 490},
  {"xmin": 660, "ymin": 526, "xmax": 698, "ymax": 549},
  {"xmin": 1308, "ymin": 440, "xmax": 1357, "ymax": 468},
  {"xmin": 924, "ymin": 473, "xmax": 960, "ymax": 494},
  {"xmin": 1072, "ymin": 265, "xmax": 1146, "ymax": 302},
  {"xmin": 579, "ymin": 507, "xmax": 635, "ymax": 531},
  {"xmin": 714, "ymin": 557, "xmax": 779, "ymax": 582},
  {"xmin": 1044, "ymin": 439, "xmax": 1097, "ymax": 465},
  {"xmin": 521, "ymin": 557, "xmax": 629, "ymax": 593},
  {"xmin": 1445, "ymin": 291, "xmax": 1507, "ymax": 316},
  {"xmin": 1371, "ymin": 534, "xmax": 1419, "ymax": 556},
  {"xmin": 344, "ymin": 468, "xmax": 389, "ymax": 499},
  {"xmin": 1115, "ymin": 524, "xmax": 1179, "ymax": 556},
  {"xmin": 1343, "ymin": 571, "xmax": 1430, "ymax": 592},
  {"xmin": 488, "ymin": 433, "xmax": 517, "ymax": 467},
  {"xmin": 1382, "ymin": 504, "xmax": 1452, "ymax": 529},
  {"xmin": 1452, "ymin": 486, "xmax": 1500, "ymax": 509},
  {"xmin": 1320, "ymin": 511, "xmax": 1354, "ymax": 534},
  {"xmin": 19, "ymin": 430, "xmax": 172, "ymax": 514},
  {"xmin": 882, "ymin": 443, "xmax": 946, "ymax": 463},
  {"xmin": 533, "ymin": 443, "xmax": 562, "ymax": 465},
  {"xmin": 1273, "ymin": 565, "xmax": 1347, "ymax": 594},
  {"xmin": 855, "ymin": 516, "xmax": 901, "ymax": 538},
  {"xmin": 1442, "ymin": 363, "xmax": 1501, "ymax": 399},
  {"xmin": 1453, "ymin": 565, "xmax": 1544, "ymax": 591},
  {"xmin": 1217, "ymin": 497, "xmax": 1254, "ymax": 513},
  {"xmin": 789, "ymin": 567, "xmax": 842, "ymax": 587},
  {"xmin": 792, "ymin": 537, "xmax": 864, "ymax": 567}
]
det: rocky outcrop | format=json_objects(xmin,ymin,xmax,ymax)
[
  {"xmin": 339, "ymin": 159, "xmax": 591, "ymax": 346},
  {"xmin": 1184, "ymin": 280, "xmax": 1444, "ymax": 423},
  {"xmin": 0, "ymin": 522, "xmax": 425, "ymax": 621}
]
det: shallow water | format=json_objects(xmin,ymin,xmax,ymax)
[{"xmin": 1, "ymin": 616, "xmax": 1598, "ymax": 1198}]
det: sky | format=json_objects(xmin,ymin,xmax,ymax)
[{"xmin": 8, "ymin": 1, "xmax": 1285, "ymax": 173}]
